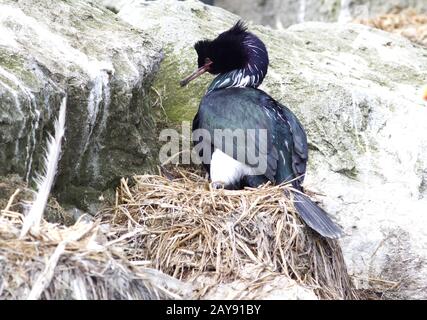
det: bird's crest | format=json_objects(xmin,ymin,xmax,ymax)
[
  {"xmin": 193, "ymin": 20, "xmax": 250, "ymax": 74},
  {"xmin": 227, "ymin": 20, "xmax": 248, "ymax": 35}
]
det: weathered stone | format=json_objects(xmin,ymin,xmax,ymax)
[
  {"xmin": 214, "ymin": 0, "xmax": 427, "ymax": 28},
  {"xmin": 96, "ymin": 0, "xmax": 130, "ymax": 13},
  {"xmin": 2, "ymin": 0, "xmax": 426, "ymax": 299},
  {"xmin": 0, "ymin": 0, "xmax": 163, "ymax": 212},
  {"xmin": 280, "ymin": 22, "xmax": 427, "ymax": 300},
  {"xmin": 116, "ymin": 0, "xmax": 239, "ymax": 123},
  {"xmin": 195, "ymin": 264, "xmax": 318, "ymax": 299},
  {"xmin": 114, "ymin": 0, "xmax": 427, "ymax": 298}
]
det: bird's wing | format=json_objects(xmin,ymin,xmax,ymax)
[
  {"xmin": 194, "ymin": 88, "xmax": 278, "ymax": 182},
  {"xmin": 275, "ymin": 102, "xmax": 308, "ymax": 188},
  {"xmin": 244, "ymin": 91, "xmax": 307, "ymax": 189}
]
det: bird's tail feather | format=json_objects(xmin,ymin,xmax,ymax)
[{"xmin": 291, "ymin": 191, "xmax": 343, "ymax": 239}]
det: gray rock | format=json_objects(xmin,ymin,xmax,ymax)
[
  {"xmin": 114, "ymin": 0, "xmax": 427, "ymax": 298},
  {"xmin": 96, "ymin": 0, "xmax": 131, "ymax": 13},
  {"xmin": 116, "ymin": 0, "xmax": 239, "ymax": 123},
  {"xmin": 279, "ymin": 23, "xmax": 427, "ymax": 299},
  {"xmin": 0, "ymin": 0, "xmax": 162, "ymax": 212},
  {"xmin": 195, "ymin": 264, "xmax": 319, "ymax": 299},
  {"xmin": 214, "ymin": 0, "xmax": 427, "ymax": 28}
]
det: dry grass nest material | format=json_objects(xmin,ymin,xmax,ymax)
[
  {"xmin": 355, "ymin": 8, "xmax": 427, "ymax": 47},
  {"xmin": 0, "ymin": 186, "xmax": 191, "ymax": 300},
  {"xmin": 101, "ymin": 167, "xmax": 358, "ymax": 300},
  {"xmin": 1, "ymin": 167, "xmax": 358, "ymax": 299}
]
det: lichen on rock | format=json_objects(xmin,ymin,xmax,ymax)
[{"xmin": 0, "ymin": 0, "xmax": 164, "ymax": 213}]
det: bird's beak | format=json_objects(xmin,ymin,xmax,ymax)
[
  {"xmin": 423, "ymin": 86, "xmax": 427, "ymax": 101},
  {"xmin": 180, "ymin": 59, "xmax": 213, "ymax": 87}
]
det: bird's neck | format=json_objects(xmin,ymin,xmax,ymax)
[{"xmin": 207, "ymin": 34, "xmax": 269, "ymax": 93}]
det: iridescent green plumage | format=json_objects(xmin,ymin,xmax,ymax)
[
  {"xmin": 194, "ymin": 87, "xmax": 306, "ymax": 188},
  {"xmin": 187, "ymin": 21, "xmax": 343, "ymax": 239}
]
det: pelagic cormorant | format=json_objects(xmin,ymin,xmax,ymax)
[{"xmin": 181, "ymin": 21, "xmax": 343, "ymax": 239}]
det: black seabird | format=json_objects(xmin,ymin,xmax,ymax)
[{"xmin": 181, "ymin": 21, "xmax": 343, "ymax": 239}]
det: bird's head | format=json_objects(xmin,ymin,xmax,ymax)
[{"xmin": 180, "ymin": 21, "xmax": 251, "ymax": 87}]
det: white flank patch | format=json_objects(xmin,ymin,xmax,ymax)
[{"xmin": 210, "ymin": 149, "xmax": 255, "ymax": 186}]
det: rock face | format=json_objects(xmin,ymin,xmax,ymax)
[
  {"xmin": 2, "ymin": 0, "xmax": 426, "ymax": 299},
  {"xmin": 114, "ymin": 0, "xmax": 427, "ymax": 298},
  {"xmin": 0, "ymin": 0, "xmax": 162, "ymax": 212},
  {"xmin": 196, "ymin": 264, "xmax": 319, "ymax": 299},
  {"xmin": 214, "ymin": 0, "xmax": 427, "ymax": 28},
  {"xmin": 279, "ymin": 24, "xmax": 427, "ymax": 299},
  {"xmin": 116, "ymin": 0, "xmax": 238, "ymax": 123}
]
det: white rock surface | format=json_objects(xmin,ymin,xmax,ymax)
[
  {"xmin": 276, "ymin": 22, "xmax": 427, "ymax": 299},
  {"xmin": 214, "ymin": 0, "xmax": 427, "ymax": 28},
  {"xmin": 196, "ymin": 264, "xmax": 318, "ymax": 300}
]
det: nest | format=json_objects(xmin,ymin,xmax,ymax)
[
  {"xmin": 0, "ymin": 186, "xmax": 192, "ymax": 300},
  {"xmin": 355, "ymin": 8, "xmax": 427, "ymax": 47},
  {"xmin": 101, "ymin": 167, "xmax": 358, "ymax": 300},
  {"xmin": 0, "ymin": 167, "xmax": 358, "ymax": 299}
]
